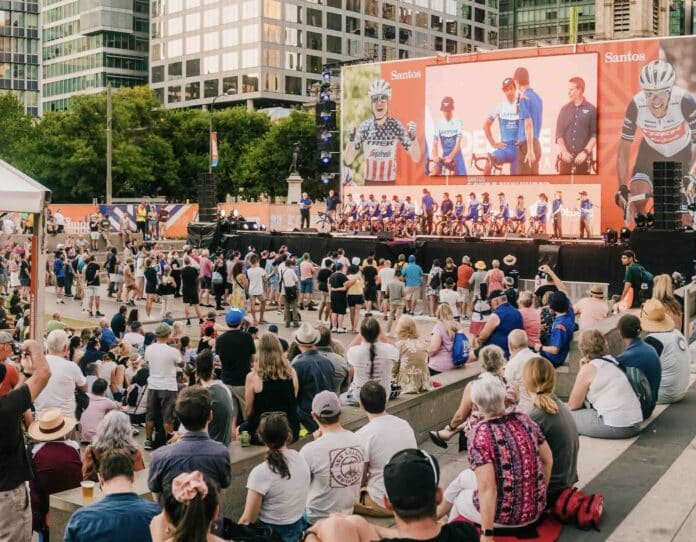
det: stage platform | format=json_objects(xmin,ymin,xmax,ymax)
[{"xmin": 200, "ymin": 226, "xmax": 694, "ymax": 296}]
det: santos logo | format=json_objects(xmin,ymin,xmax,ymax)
[
  {"xmin": 604, "ymin": 52, "xmax": 646, "ymax": 64},
  {"xmin": 390, "ymin": 69, "xmax": 422, "ymax": 80}
]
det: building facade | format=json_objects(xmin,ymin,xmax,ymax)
[
  {"xmin": 0, "ymin": 2, "xmax": 39, "ymax": 116},
  {"xmin": 40, "ymin": 0, "xmax": 149, "ymax": 113},
  {"xmin": 149, "ymin": 0, "xmax": 499, "ymax": 110},
  {"xmin": 594, "ymin": 0, "xmax": 669, "ymax": 40}
]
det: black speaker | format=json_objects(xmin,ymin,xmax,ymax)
[
  {"xmin": 198, "ymin": 172, "xmax": 217, "ymax": 222},
  {"xmin": 653, "ymin": 161, "xmax": 681, "ymax": 230},
  {"xmin": 377, "ymin": 231, "xmax": 394, "ymax": 241},
  {"xmin": 302, "ymin": 228, "xmax": 319, "ymax": 233}
]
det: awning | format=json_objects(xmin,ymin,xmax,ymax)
[{"xmin": 0, "ymin": 159, "xmax": 51, "ymax": 213}]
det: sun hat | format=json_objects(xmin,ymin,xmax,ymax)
[
  {"xmin": 589, "ymin": 284, "xmax": 605, "ymax": 298},
  {"xmin": 640, "ymin": 299, "xmax": 675, "ymax": 333},
  {"xmin": 0, "ymin": 331, "xmax": 13, "ymax": 344},
  {"xmin": 28, "ymin": 408, "xmax": 77, "ymax": 442},
  {"xmin": 225, "ymin": 308, "xmax": 245, "ymax": 327},
  {"xmin": 474, "ymin": 260, "xmax": 486, "ymax": 270},
  {"xmin": 311, "ymin": 391, "xmax": 342, "ymax": 417},
  {"xmin": 155, "ymin": 323, "xmax": 172, "ymax": 338},
  {"xmin": 503, "ymin": 254, "xmax": 517, "ymax": 266},
  {"xmin": 206, "ymin": 311, "xmax": 216, "ymax": 321},
  {"xmin": 294, "ymin": 322, "xmax": 319, "ymax": 346},
  {"xmin": 384, "ymin": 449, "xmax": 440, "ymax": 511},
  {"xmin": 503, "ymin": 276, "xmax": 515, "ymax": 287}
]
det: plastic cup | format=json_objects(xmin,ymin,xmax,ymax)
[{"xmin": 81, "ymin": 481, "xmax": 95, "ymax": 500}]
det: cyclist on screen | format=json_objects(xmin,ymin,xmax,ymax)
[
  {"xmin": 431, "ymin": 96, "xmax": 467, "ymax": 175},
  {"xmin": 616, "ymin": 59, "xmax": 696, "ymax": 223},
  {"xmin": 345, "ymin": 79, "xmax": 421, "ymax": 184},
  {"xmin": 483, "ymin": 77, "xmax": 520, "ymax": 175}
]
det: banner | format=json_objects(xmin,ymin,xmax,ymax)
[{"xmin": 210, "ymin": 131, "xmax": 219, "ymax": 168}]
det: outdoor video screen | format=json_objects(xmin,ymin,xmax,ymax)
[{"xmin": 424, "ymin": 53, "xmax": 599, "ymax": 176}]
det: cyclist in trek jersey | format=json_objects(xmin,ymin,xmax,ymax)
[
  {"xmin": 345, "ymin": 79, "xmax": 421, "ymax": 184},
  {"xmin": 358, "ymin": 194, "xmax": 369, "ymax": 217},
  {"xmin": 392, "ymin": 195, "xmax": 403, "ymax": 216},
  {"xmin": 510, "ymin": 195, "xmax": 526, "ymax": 232},
  {"xmin": 617, "ymin": 59, "xmax": 696, "ymax": 222},
  {"xmin": 379, "ymin": 194, "xmax": 393, "ymax": 218},
  {"xmin": 344, "ymin": 194, "xmax": 358, "ymax": 220},
  {"xmin": 431, "ymin": 96, "xmax": 467, "ymax": 175},
  {"xmin": 494, "ymin": 192, "xmax": 510, "ymax": 233},
  {"xmin": 454, "ymin": 194, "xmax": 465, "ymax": 218},
  {"xmin": 367, "ymin": 194, "xmax": 379, "ymax": 217},
  {"xmin": 465, "ymin": 193, "xmax": 480, "ymax": 222},
  {"xmin": 403, "ymin": 196, "xmax": 416, "ymax": 219},
  {"xmin": 481, "ymin": 192, "xmax": 491, "ymax": 221},
  {"xmin": 531, "ymin": 193, "xmax": 549, "ymax": 233},
  {"xmin": 484, "ymin": 77, "xmax": 520, "ymax": 174}
]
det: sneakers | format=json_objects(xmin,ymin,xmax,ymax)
[
  {"xmin": 186, "ymin": 319, "xmax": 191, "ymax": 326},
  {"xmin": 337, "ymin": 327, "xmax": 347, "ymax": 334},
  {"xmin": 95, "ymin": 311, "xmax": 104, "ymax": 317},
  {"xmin": 331, "ymin": 327, "xmax": 338, "ymax": 333},
  {"xmin": 143, "ymin": 439, "xmax": 153, "ymax": 451}
]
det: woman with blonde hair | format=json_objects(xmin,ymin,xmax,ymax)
[
  {"xmin": 651, "ymin": 274, "xmax": 683, "ymax": 331},
  {"xmin": 393, "ymin": 315, "xmax": 431, "ymax": 393},
  {"xmin": 239, "ymin": 333, "xmax": 299, "ymax": 444},
  {"xmin": 428, "ymin": 303, "xmax": 462, "ymax": 374},
  {"xmin": 523, "ymin": 356, "xmax": 579, "ymax": 506}
]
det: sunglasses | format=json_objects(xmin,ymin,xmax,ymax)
[
  {"xmin": 645, "ymin": 89, "xmax": 670, "ymax": 101},
  {"xmin": 371, "ymin": 94, "xmax": 389, "ymax": 103}
]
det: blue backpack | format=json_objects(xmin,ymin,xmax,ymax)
[{"xmin": 452, "ymin": 330, "xmax": 470, "ymax": 367}]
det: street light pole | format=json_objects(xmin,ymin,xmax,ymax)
[{"xmin": 106, "ymin": 82, "xmax": 112, "ymax": 204}]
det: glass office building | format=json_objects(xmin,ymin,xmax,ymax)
[
  {"xmin": 150, "ymin": 0, "xmax": 499, "ymax": 109},
  {"xmin": 41, "ymin": 0, "xmax": 149, "ymax": 112},
  {"xmin": 0, "ymin": 3, "xmax": 39, "ymax": 116}
]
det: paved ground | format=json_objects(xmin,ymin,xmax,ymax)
[{"xmin": 44, "ymin": 289, "xmax": 696, "ymax": 541}]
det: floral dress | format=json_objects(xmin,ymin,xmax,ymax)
[
  {"xmin": 229, "ymin": 272, "xmax": 247, "ymax": 309},
  {"xmin": 394, "ymin": 338, "xmax": 432, "ymax": 393}
]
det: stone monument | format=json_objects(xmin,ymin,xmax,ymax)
[{"xmin": 286, "ymin": 141, "xmax": 302, "ymax": 204}]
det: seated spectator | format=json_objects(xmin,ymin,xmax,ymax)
[
  {"xmin": 148, "ymin": 386, "xmax": 231, "ymax": 495},
  {"xmin": 305, "ymin": 449, "xmax": 478, "ymax": 542},
  {"xmin": 504, "ymin": 329, "xmax": 537, "ymax": 413},
  {"xmin": 267, "ymin": 324, "xmax": 289, "ymax": 352},
  {"xmin": 393, "ymin": 315, "xmax": 431, "ymax": 394},
  {"xmin": 354, "ymin": 381, "xmax": 417, "ymax": 518},
  {"xmin": 122, "ymin": 321, "xmax": 145, "ymax": 353},
  {"xmin": 517, "ymin": 291, "xmax": 541, "ymax": 345},
  {"xmin": 28, "ymin": 408, "xmax": 83, "ymax": 538},
  {"xmin": 429, "ymin": 345, "xmax": 517, "ymax": 450},
  {"xmin": 641, "ymin": 299, "xmax": 691, "ymax": 404},
  {"xmin": 652, "ymin": 274, "xmax": 683, "ymax": 331},
  {"xmin": 574, "ymin": 284, "xmax": 610, "ymax": 330},
  {"xmin": 616, "ymin": 314, "xmax": 661, "ymax": 419},
  {"xmin": 240, "ymin": 333, "xmax": 299, "ymax": 445},
  {"xmin": 149, "ymin": 471, "xmax": 219, "ymax": 542},
  {"xmin": 64, "ymin": 449, "xmax": 161, "ymax": 542},
  {"xmin": 503, "ymin": 276, "xmax": 518, "ymax": 308},
  {"xmin": 98, "ymin": 351, "xmax": 125, "ymax": 400},
  {"xmin": 475, "ymin": 290, "xmax": 523, "ymax": 359},
  {"xmin": 428, "ymin": 304, "xmax": 461, "ymax": 374},
  {"xmin": 83, "ymin": 410, "xmax": 145, "ymax": 481},
  {"xmin": 523, "ymin": 357, "xmax": 579, "ymax": 507},
  {"xmin": 436, "ymin": 373, "xmax": 553, "ymax": 530},
  {"xmin": 300, "ymin": 391, "xmax": 365, "ymax": 525},
  {"xmin": 79, "ymin": 378, "xmax": 121, "ymax": 443},
  {"xmin": 291, "ymin": 323, "xmax": 335, "ymax": 432},
  {"xmin": 110, "ymin": 305, "xmax": 128, "ymax": 339},
  {"xmin": 315, "ymin": 325, "xmax": 350, "ymax": 395},
  {"xmin": 100, "ymin": 319, "xmax": 118, "ymax": 350},
  {"xmin": 196, "ymin": 349, "xmax": 234, "ymax": 446},
  {"xmin": 535, "ymin": 291, "xmax": 575, "ymax": 367},
  {"xmin": 239, "ymin": 412, "xmax": 310, "ymax": 542},
  {"xmin": 345, "ymin": 317, "xmax": 398, "ymax": 404},
  {"xmin": 568, "ymin": 329, "xmax": 643, "ymax": 439}
]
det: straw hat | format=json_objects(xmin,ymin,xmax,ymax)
[
  {"xmin": 503, "ymin": 255, "xmax": 517, "ymax": 266},
  {"xmin": 294, "ymin": 322, "xmax": 319, "ymax": 346},
  {"xmin": 474, "ymin": 260, "xmax": 486, "ymax": 270},
  {"xmin": 589, "ymin": 284, "xmax": 604, "ymax": 298},
  {"xmin": 28, "ymin": 408, "xmax": 77, "ymax": 442},
  {"xmin": 640, "ymin": 299, "xmax": 675, "ymax": 333}
]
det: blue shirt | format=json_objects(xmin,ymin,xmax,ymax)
[
  {"xmin": 300, "ymin": 198, "xmax": 312, "ymax": 209},
  {"xmin": 54, "ymin": 258, "xmax": 65, "ymax": 278},
  {"xmin": 616, "ymin": 338, "xmax": 661, "ymax": 419},
  {"xmin": 580, "ymin": 199, "xmax": 592, "ymax": 217},
  {"xmin": 63, "ymin": 492, "xmax": 160, "ymax": 542},
  {"xmin": 518, "ymin": 88, "xmax": 543, "ymax": 141},
  {"xmin": 489, "ymin": 302, "xmax": 524, "ymax": 358},
  {"xmin": 542, "ymin": 308, "xmax": 575, "ymax": 367},
  {"xmin": 422, "ymin": 194, "xmax": 435, "ymax": 212},
  {"xmin": 402, "ymin": 263, "xmax": 423, "ymax": 287},
  {"xmin": 100, "ymin": 327, "xmax": 117, "ymax": 349},
  {"xmin": 552, "ymin": 198, "xmax": 563, "ymax": 214}
]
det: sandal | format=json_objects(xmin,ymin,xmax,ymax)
[{"xmin": 429, "ymin": 430, "xmax": 449, "ymax": 449}]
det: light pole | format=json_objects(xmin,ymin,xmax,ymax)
[
  {"xmin": 106, "ymin": 82, "xmax": 112, "ymax": 204},
  {"xmin": 208, "ymin": 90, "xmax": 234, "ymax": 173}
]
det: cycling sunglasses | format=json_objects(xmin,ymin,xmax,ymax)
[
  {"xmin": 645, "ymin": 89, "xmax": 671, "ymax": 101},
  {"xmin": 371, "ymin": 94, "xmax": 390, "ymax": 103}
]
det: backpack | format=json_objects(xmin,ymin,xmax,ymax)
[
  {"xmin": 126, "ymin": 382, "xmax": 145, "ymax": 407},
  {"xmin": 429, "ymin": 269, "xmax": 442, "ymax": 290},
  {"xmin": 451, "ymin": 330, "xmax": 470, "ymax": 367},
  {"xmin": 602, "ymin": 356, "xmax": 653, "ymax": 420}
]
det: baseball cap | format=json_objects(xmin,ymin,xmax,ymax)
[
  {"xmin": 408, "ymin": 255, "xmax": 416, "ymax": 263},
  {"xmin": 548, "ymin": 291, "xmax": 570, "ymax": 313},
  {"xmin": 0, "ymin": 331, "xmax": 13, "ymax": 344},
  {"xmin": 502, "ymin": 77, "xmax": 515, "ymax": 89},
  {"xmin": 384, "ymin": 449, "xmax": 440, "ymax": 510},
  {"xmin": 155, "ymin": 323, "xmax": 172, "ymax": 338},
  {"xmin": 225, "ymin": 308, "xmax": 245, "ymax": 327},
  {"xmin": 311, "ymin": 391, "xmax": 342, "ymax": 417},
  {"xmin": 440, "ymin": 96, "xmax": 454, "ymax": 111}
]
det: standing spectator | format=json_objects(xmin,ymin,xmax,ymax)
[
  {"xmin": 328, "ymin": 262, "xmax": 349, "ymax": 333},
  {"xmin": 535, "ymin": 291, "xmax": 575, "ymax": 367},
  {"xmin": 485, "ymin": 259, "xmax": 505, "ymax": 294},
  {"xmin": 85, "ymin": 255, "xmax": 104, "ymax": 318},
  {"xmin": 35, "ymin": 330, "xmax": 88, "ymax": 418},
  {"xmin": 158, "ymin": 266, "xmax": 177, "ymax": 319},
  {"xmin": 105, "ymin": 247, "xmax": 118, "ymax": 299},
  {"xmin": 0, "ymin": 340, "xmax": 51, "ymax": 542},
  {"xmin": 79, "ymin": 378, "xmax": 120, "ymax": 442},
  {"xmin": 315, "ymin": 326, "xmax": 350, "ymax": 395},
  {"xmin": 217, "ymin": 308, "xmax": 256, "ymax": 426},
  {"xmin": 196, "ymin": 349, "xmax": 234, "ymax": 446},
  {"xmin": 54, "ymin": 250, "xmax": 66, "ymax": 304},
  {"xmin": 385, "ymin": 269, "xmax": 405, "ymax": 336},
  {"xmin": 317, "ymin": 258, "xmax": 334, "ymax": 325},
  {"xmin": 123, "ymin": 257, "xmax": 138, "ymax": 306},
  {"xmin": 504, "ymin": 329, "xmax": 539, "ymax": 414},
  {"xmin": 291, "ymin": 323, "xmax": 335, "ymax": 432},
  {"xmin": 345, "ymin": 264, "xmax": 365, "ymax": 333},
  {"xmin": 144, "ymin": 323, "xmax": 183, "ymax": 450},
  {"xmin": 64, "ymin": 450, "xmax": 160, "ymax": 542},
  {"xmin": 301, "ymin": 391, "xmax": 365, "ymax": 525},
  {"xmin": 144, "ymin": 258, "xmax": 159, "ymax": 318},
  {"xmin": 574, "ymin": 284, "xmax": 610, "ymax": 330},
  {"xmin": 89, "ymin": 214, "xmax": 100, "ymax": 250},
  {"xmin": 393, "ymin": 315, "xmax": 431, "ymax": 394},
  {"xmin": 457, "ymin": 255, "xmax": 474, "ymax": 318},
  {"xmin": 148, "ymin": 386, "xmax": 232, "ymax": 494},
  {"xmin": 157, "ymin": 205, "xmax": 169, "ymax": 240},
  {"xmin": 247, "ymin": 254, "xmax": 268, "ymax": 325},
  {"xmin": 402, "ymin": 255, "xmax": 423, "ymax": 315},
  {"xmin": 229, "ymin": 260, "xmax": 247, "ymax": 311},
  {"xmin": 476, "ymin": 290, "xmax": 523, "ymax": 359},
  {"xmin": 300, "ymin": 192, "xmax": 313, "ymax": 229},
  {"xmin": 354, "ymin": 381, "xmax": 417, "ymax": 517},
  {"xmin": 299, "ymin": 253, "xmax": 317, "ymax": 311},
  {"xmin": 517, "ymin": 290, "xmax": 541, "ymax": 345},
  {"xmin": 0, "ymin": 331, "xmax": 20, "ymax": 397},
  {"xmin": 181, "ymin": 257, "xmax": 203, "ymax": 326},
  {"xmin": 362, "ymin": 257, "xmax": 378, "ymax": 317},
  {"xmin": 471, "ymin": 260, "xmax": 488, "ymax": 300},
  {"xmin": 439, "ymin": 278, "xmax": 460, "ymax": 320},
  {"xmin": 198, "ymin": 250, "xmax": 214, "ymax": 309},
  {"xmin": 428, "ymin": 303, "xmax": 461, "ymax": 374},
  {"xmin": 426, "ymin": 259, "xmax": 443, "ymax": 318},
  {"xmin": 652, "ymin": 274, "xmax": 683, "ymax": 331},
  {"xmin": 377, "ymin": 259, "xmax": 395, "ymax": 317},
  {"xmin": 281, "ymin": 257, "xmax": 301, "ymax": 328},
  {"xmin": 111, "ymin": 305, "xmax": 127, "ymax": 339}
]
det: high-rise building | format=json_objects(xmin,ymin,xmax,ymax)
[
  {"xmin": 0, "ymin": 3, "xmax": 39, "ymax": 116},
  {"xmin": 594, "ymin": 0, "xmax": 669, "ymax": 40},
  {"xmin": 149, "ymin": 0, "xmax": 499, "ymax": 110},
  {"xmin": 499, "ymin": 0, "xmax": 595, "ymax": 49},
  {"xmin": 40, "ymin": 0, "xmax": 149, "ymax": 113}
]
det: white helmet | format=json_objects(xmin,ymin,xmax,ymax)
[
  {"xmin": 639, "ymin": 60, "xmax": 676, "ymax": 92},
  {"xmin": 367, "ymin": 79, "xmax": 392, "ymax": 100}
]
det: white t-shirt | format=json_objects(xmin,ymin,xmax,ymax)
[
  {"xmin": 378, "ymin": 267, "xmax": 395, "ymax": 292},
  {"xmin": 346, "ymin": 342, "xmax": 398, "ymax": 398},
  {"xmin": 300, "ymin": 429, "xmax": 365, "ymax": 523},
  {"xmin": 145, "ymin": 342, "xmax": 181, "ymax": 391},
  {"xmin": 356, "ymin": 415, "xmax": 417, "ymax": 503},
  {"xmin": 54, "ymin": 212, "xmax": 65, "ymax": 226},
  {"xmin": 439, "ymin": 288, "xmax": 460, "ymax": 317},
  {"xmin": 574, "ymin": 296, "xmax": 609, "ymax": 330},
  {"xmin": 648, "ymin": 330, "xmax": 691, "ymax": 404},
  {"xmin": 35, "ymin": 355, "xmax": 87, "ymax": 418},
  {"xmin": 247, "ymin": 266, "xmax": 267, "ymax": 296},
  {"xmin": 246, "ymin": 449, "xmax": 310, "ymax": 525},
  {"xmin": 122, "ymin": 332, "xmax": 145, "ymax": 350},
  {"xmin": 504, "ymin": 347, "xmax": 538, "ymax": 414},
  {"xmin": 587, "ymin": 356, "xmax": 643, "ymax": 427}
]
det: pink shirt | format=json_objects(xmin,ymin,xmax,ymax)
[
  {"xmin": 300, "ymin": 260, "xmax": 314, "ymax": 281},
  {"xmin": 574, "ymin": 296, "xmax": 609, "ymax": 330},
  {"xmin": 428, "ymin": 322, "xmax": 456, "ymax": 373},
  {"xmin": 486, "ymin": 268, "xmax": 505, "ymax": 293},
  {"xmin": 199, "ymin": 257, "xmax": 212, "ymax": 278},
  {"xmin": 80, "ymin": 394, "xmax": 119, "ymax": 442},
  {"xmin": 519, "ymin": 307, "xmax": 541, "ymax": 345}
]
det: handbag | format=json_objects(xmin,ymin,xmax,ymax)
[
  {"xmin": 213, "ymin": 517, "xmax": 282, "ymax": 542},
  {"xmin": 212, "ymin": 271, "xmax": 224, "ymax": 285}
]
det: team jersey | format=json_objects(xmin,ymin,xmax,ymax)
[
  {"xmin": 535, "ymin": 201, "xmax": 548, "ymax": 218},
  {"xmin": 440, "ymin": 199, "xmax": 454, "ymax": 215},
  {"xmin": 466, "ymin": 200, "xmax": 480, "ymax": 220},
  {"xmin": 392, "ymin": 200, "xmax": 403, "ymax": 215},
  {"xmin": 354, "ymin": 116, "xmax": 412, "ymax": 182},
  {"xmin": 366, "ymin": 199, "xmax": 378, "ymax": 215},
  {"xmin": 380, "ymin": 201, "xmax": 392, "ymax": 217},
  {"xmin": 434, "ymin": 118, "xmax": 463, "ymax": 155},
  {"xmin": 403, "ymin": 201, "xmax": 415, "ymax": 217},
  {"xmin": 621, "ymin": 86, "xmax": 696, "ymax": 158},
  {"xmin": 454, "ymin": 202, "xmax": 465, "ymax": 217},
  {"xmin": 518, "ymin": 88, "xmax": 543, "ymax": 141},
  {"xmin": 552, "ymin": 198, "xmax": 563, "ymax": 215},
  {"xmin": 514, "ymin": 205, "xmax": 526, "ymax": 220},
  {"xmin": 488, "ymin": 100, "xmax": 520, "ymax": 143},
  {"xmin": 481, "ymin": 201, "xmax": 491, "ymax": 215},
  {"xmin": 358, "ymin": 199, "xmax": 369, "ymax": 214},
  {"xmin": 497, "ymin": 201, "xmax": 510, "ymax": 219}
]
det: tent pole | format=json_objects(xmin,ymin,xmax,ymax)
[{"xmin": 31, "ymin": 210, "xmax": 46, "ymax": 340}]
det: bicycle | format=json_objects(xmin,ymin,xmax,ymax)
[
  {"xmin": 428, "ymin": 157, "xmax": 458, "ymax": 176},
  {"xmin": 526, "ymin": 216, "xmax": 547, "ymax": 236},
  {"xmin": 471, "ymin": 153, "xmax": 503, "ymax": 175},
  {"xmin": 314, "ymin": 211, "xmax": 333, "ymax": 232},
  {"xmin": 555, "ymin": 153, "xmax": 598, "ymax": 174}
]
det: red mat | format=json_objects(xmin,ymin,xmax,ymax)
[{"xmin": 452, "ymin": 515, "xmax": 563, "ymax": 542}]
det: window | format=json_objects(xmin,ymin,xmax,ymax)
[
  {"xmin": 242, "ymin": 74, "xmax": 258, "ymax": 92},
  {"xmin": 263, "ymin": 0, "xmax": 280, "ymax": 18},
  {"xmin": 204, "ymin": 32, "xmax": 218, "ymax": 51},
  {"xmin": 204, "ymin": 55, "xmax": 219, "ymax": 74},
  {"xmin": 446, "ymin": 20, "xmax": 457, "ymax": 35},
  {"xmin": 399, "ymin": 28, "xmax": 411, "ymax": 45},
  {"xmin": 204, "ymin": 8, "xmax": 217, "ymax": 27},
  {"xmin": 399, "ymin": 49, "xmax": 409, "ymax": 59},
  {"xmin": 327, "ymin": 12, "xmax": 341, "ymax": 31},
  {"xmin": 365, "ymin": 20, "xmax": 377, "ymax": 37},
  {"xmin": 415, "ymin": 11, "xmax": 428, "ymax": 28},
  {"xmin": 223, "ymin": 76, "xmax": 238, "ymax": 94},
  {"xmin": 285, "ymin": 75, "xmax": 301, "ymax": 95},
  {"xmin": 383, "ymin": 2, "xmax": 395, "ymax": 19},
  {"xmin": 383, "ymin": 24, "xmax": 395, "ymax": 41},
  {"xmin": 306, "ymin": 78, "xmax": 320, "ymax": 95},
  {"xmin": 613, "ymin": 0, "xmax": 630, "ymax": 33},
  {"xmin": 168, "ymin": 39, "xmax": 182, "ymax": 58},
  {"xmin": 222, "ymin": 4, "xmax": 238, "ymax": 23},
  {"xmin": 168, "ymin": 0, "xmax": 182, "ymax": 13},
  {"xmin": 264, "ymin": 73, "xmax": 280, "ymax": 92},
  {"xmin": 263, "ymin": 47, "xmax": 281, "ymax": 67},
  {"xmin": 204, "ymin": 79, "xmax": 218, "ymax": 97},
  {"xmin": 186, "ymin": 0, "xmax": 200, "ymax": 8},
  {"xmin": 431, "ymin": 0, "xmax": 443, "ymax": 10},
  {"xmin": 285, "ymin": 5, "xmax": 301, "ymax": 23},
  {"xmin": 435, "ymin": 36, "xmax": 443, "ymax": 50},
  {"xmin": 186, "ymin": 13, "xmax": 200, "ymax": 31},
  {"xmin": 382, "ymin": 46, "xmax": 396, "ymax": 61},
  {"xmin": 446, "ymin": 39, "xmax": 457, "ymax": 53},
  {"xmin": 167, "ymin": 85, "xmax": 181, "ymax": 102},
  {"xmin": 306, "ymin": 54, "xmax": 322, "ymax": 73},
  {"xmin": 487, "ymin": 12, "xmax": 496, "ymax": 26},
  {"xmin": 400, "ymin": 7, "xmax": 412, "ymax": 23},
  {"xmin": 186, "ymin": 58, "xmax": 200, "ymax": 76},
  {"xmin": 285, "ymin": 28, "xmax": 302, "ymax": 46},
  {"xmin": 460, "ymin": 24, "xmax": 470, "ymax": 38},
  {"xmin": 327, "ymin": 0, "xmax": 342, "ymax": 7},
  {"xmin": 474, "ymin": 9, "xmax": 484, "ymax": 23},
  {"xmin": 327, "ymin": 35, "xmax": 341, "ymax": 53},
  {"xmin": 307, "ymin": 31, "xmax": 322, "ymax": 50},
  {"xmin": 168, "ymin": 16, "xmax": 182, "ymax": 36},
  {"xmin": 346, "ymin": 0, "xmax": 360, "ymax": 12},
  {"xmin": 285, "ymin": 51, "xmax": 302, "ymax": 70},
  {"xmin": 474, "ymin": 26, "xmax": 484, "ymax": 42},
  {"xmin": 241, "ymin": 0, "xmax": 259, "ymax": 19},
  {"xmin": 307, "ymin": 8, "xmax": 322, "ymax": 27},
  {"xmin": 487, "ymin": 30, "xmax": 497, "ymax": 45},
  {"xmin": 431, "ymin": 14, "xmax": 443, "ymax": 31},
  {"xmin": 242, "ymin": 24, "xmax": 258, "ymax": 42},
  {"xmin": 168, "ymin": 61, "xmax": 182, "ymax": 79},
  {"xmin": 365, "ymin": 0, "xmax": 378, "ymax": 16},
  {"xmin": 346, "ymin": 16, "xmax": 360, "ymax": 34},
  {"xmin": 151, "ymin": 65, "xmax": 164, "ymax": 83},
  {"xmin": 185, "ymin": 82, "xmax": 200, "ymax": 100},
  {"xmin": 222, "ymin": 52, "xmax": 238, "ymax": 70},
  {"xmin": 347, "ymin": 38, "xmax": 360, "ymax": 55},
  {"xmin": 460, "ymin": 4, "xmax": 471, "ymax": 19},
  {"xmin": 154, "ymin": 88, "xmax": 164, "ymax": 104},
  {"xmin": 263, "ymin": 23, "xmax": 281, "ymax": 43},
  {"xmin": 186, "ymin": 35, "xmax": 200, "ymax": 54},
  {"xmin": 151, "ymin": 43, "xmax": 162, "ymax": 61},
  {"xmin": 242, "ymin": 48, "xmax": 259, "ymax": 68}
]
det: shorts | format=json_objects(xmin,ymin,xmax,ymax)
[
  {"xmin": 183, "ymin": 292, "xmax": 199, "ymax": 305},
  {"xmin": 250, "ymin": 293, "xmax": 266, "ymax": 302},
  {"xmin": 318, "ymin": 282, "xmax": 328, "ymax": 293},
  {"xmin": 108, "ymin": 273, "xmax": 118, "ymax": 283},
  {"xmin": 146, "ymin": 389, "xmax": 178, "ymax": 425},
  {"xmin": 20, "ymin": 277, "xmax": 29, "ymax": 287},
  {"xmin": 200, "ymin": 276, "xmax": 212, "ymax": 290},
  {"xmin": 89, "ymin": 231, "xmax": 100, "ymax": 241},
  {"xmin": 330, "ymin": 293, "xmax": 347, "ymax": 315},
  {"xmin": 427, "ymin": 287, "xmax": 440, "ymax": 297},
  {"xmin": 404, "ymin": 286, "xmax": 419, "ymax": 301},
  {"xmin": 56, "ymin": 277, "xmax": 65, "ymax": 288},
  {"xmin": 347, "ymin": 294, "xmax": 364, "ymax": 307},
  {"xmin": 363, "ymin": 284, "xmax": 377, "ymax": 302},
  {"xmin": 457, "ymin": 287, "xmax": 471, "ymax": 303},
  {"xmin": 491, "ymin": 141, "xmax": 518, "ymax": 174},
  {"xmin": 86, "ymin": 285, "xmax": 99, "ymax": 297},
  {"xmin": 631, "ymin": 139, "xmax": 692, "ymax": 188},
  {"xmin": 146, "ymin": 283, "xmax": 157, "ymax": 295},
  {"xmin": 300, "ymin": 278, "xmax": 313, "ymax": 294}
]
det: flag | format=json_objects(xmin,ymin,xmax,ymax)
[{"xmin": 210, "ymin": 131, "xmax": 219, "ymax": 168}]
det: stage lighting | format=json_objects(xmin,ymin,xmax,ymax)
[
  {"xmin": 619, "ymin": 227, "xmax": 631, "ymax": 244},
  {"xmin": 320, "ymin": 108, "xmax": 331, "ymax": 122},
  {"xmin": 646, "ymin": 213, "xmax": 655, "ymax": 228},
  {"xmin": 321, "ymin": 130, "xmax": 332, "ymax": 143},
  {"xmin": 602, "ymin": 228, "xmax": 618, "ymax": 246},
  {"xmin": 320, "ymin": 82, "xmax": 331, "ymax": 102},
  {"xmin": 321, "ymin": 172, "xmax": 332, "ymax": 184},
  {"xmin": 635, "ymin": 213, "xmax": 646, "ymax": 229},
  {"xmin": 322, "ymin": 67, "xmax": 331, "ymax": 82},
  {"xmin": 320, "ymin": 151, "xmax": 331, "ymax": 164}
]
